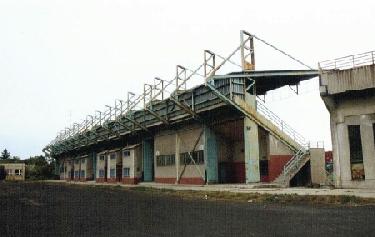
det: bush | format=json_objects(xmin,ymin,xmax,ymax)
[{"xmin": 24, "ymin": 156, "xmax": 56, "ymax": 180}]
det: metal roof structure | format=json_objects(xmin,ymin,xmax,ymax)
[{"xmin": 44, "ymin": 30, "xmax": 319, "ymax": 162}]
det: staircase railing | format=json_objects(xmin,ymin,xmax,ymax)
[
  {"xmin": 256, "ymin": 99, "xmax": 309, "ymax": 149},
  {"xmin": 206, "ymin": 77, "xmax": 311, "ymax": 185}
]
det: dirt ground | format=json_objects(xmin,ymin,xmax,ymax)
[{"xmin": 1, "ymin": 182, "xmax": 375, "ymax": 237}]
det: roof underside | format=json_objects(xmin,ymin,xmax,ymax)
[{"xmin": 227, "ymin": 69, "xmax": 320, "ymax": 95}]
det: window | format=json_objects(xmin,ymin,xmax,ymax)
[
  {"xmin": 81, "ymin": 159, "xmax": 85, "ymax": 164},
  {"xmin": 348, "ymin": 125, "xmax": 365, "ymax": 180},
  {"xmin": 74, "ymin": 160, "xmax": 79, "ymax": 164},
  {"xmin": 15, "ymin": 169, "xmax": 22, "ymax": 176},
  {"xmin": 80, "ymin": 170, "xmax": 85, "ymax": 178},
  {"xmin": 156, "ymin": 154, "xmax": 175, "ymax": 166},
  {"xmin": 180, "ymin": 150, "xmax": 204, "ymax": 165},
  {"xmin": 99, "ymin": 169, "xmax": 105, "ymax": 178},
  {"xmin": 123, "ymin": 168, "xmax": 130, "ymax": 177},
  {"xmin": 74, "ymin": 171, "xmax": 79, "ymax": 178},
  {"xmin": 99, "ymin": 155, "xmax": 105, "ymax": 160},
  {"xmin": 6, "ymin": 169, "xmax": 13, "ymax": 175},
  {"xmin": 123, "ymin": 150, "xmax": 131, "ymax": 157},
  {"xmin": 110, "ymin": 169, "xmax": 116, "ymax": 178},
  {"xmin": 110, "ymin": 153, "xmax": 116, "ymax": 160}
]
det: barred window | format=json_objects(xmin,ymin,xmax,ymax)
[
  {"xmin": 156, "ymin": 154, "xmax": 175, "ymax": 166},
  {"xmin": 123, "ymin": 150, "xmax": 131, "ymax": 157},
  {"xmin": 110, "ymin": 169, "xmax": 116, "ymax": 178},
  {"xmin": 99, "ymin": 169, "xmax": 105, "ymax": 178},
  {"xmin": 180, "ymin": 150, "xmax": 204, "ymax": 165},
  {"xmin": 123, "ymin": 167, "xmax": 130, "ymax": 177}
]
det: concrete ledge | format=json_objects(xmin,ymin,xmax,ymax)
[
  {"xmin": 155, "ymin": 177, "xmax": 176, "ymax": 184},
  {"xmin": 122, "ymin": 177, "xmax": 140, "ymax": 185}
]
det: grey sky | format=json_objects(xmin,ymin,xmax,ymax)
[{"xmin": 1, "ymin": 0, "xmax": 374, "ymax": 159}]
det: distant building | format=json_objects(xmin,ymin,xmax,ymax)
[
  {"xmin": 0, "ymin": 163, "xmax": 26, "ymax": 181},
  {"xmin": 319, "ymin": 51, "xmax": 375, "ymax": 188}
]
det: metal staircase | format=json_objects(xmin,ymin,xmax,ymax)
[{"xmin": 273, "ymin": 147, "xmax": 310, "ymax": 186}]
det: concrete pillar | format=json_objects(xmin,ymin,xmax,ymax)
[
  {"xmin": 244, "ymin": 93, "xmax": 260, "ymax": 183},
  {"xmin": 310, "ymin": 148, "xmax": 326, "ymax": 185},
  {"xmin": 360, "ymin": 117, "xmax": 375, "ymax": 180},
  {"xmin": 204, "ymin": 125, "xmax": 218, "ymax": 183},
  {"xmin": 330, "ymin": 119, "xmax": 342, "ymax": 187},
  {"xmin": 337, "ymin": 123, "xmax": 352, "ymax": 183},
  {"xmin": 92, "ymin": 151, "xmax": 97, "ymax": 180},
  {"xmin": 175, "ymin": 133, "xmax": 180, "ymax": 184},
  {"xmin": 143, "ymin": 139, "xmax": 154, "ymax": 182}
]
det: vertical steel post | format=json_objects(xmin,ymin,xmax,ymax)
[{"xmin": 240, "ymin": 30, "xmax": 255, "ymax": 71}]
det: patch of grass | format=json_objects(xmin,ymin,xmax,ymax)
[
  {"xmin": 128, "ymin": 187, "xmax": 375, "ymax": 206},
  {"xmin": 38, "ymin": 181, "xmax": 375, "ymax": 206}
]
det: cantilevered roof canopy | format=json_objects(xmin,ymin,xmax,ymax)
[{"xmin": 214, "ymin": 70, "xmax": 320, "ymax": 95}]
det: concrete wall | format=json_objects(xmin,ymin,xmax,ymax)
[
  {"xmin": 321, "ymin": 65, "xmax": 375, "ymax": 188},
  {"xmin": 217, "ymin": 135, "xmax": 245, "ymax": 183},
  {"xmin": 332, "ymin": 110, "xmax": 375, "ymax": 188},
  {"xmin": 309, "ymin": 148, "xmax": 326, "ymax": 185},
  {"xmin": 177, "ymin": 125, "xmax": 205, "ymax": 184},
  {"xmin": 73, "ymin": 158, "xmax": 81, "ymax": 181},
  {"xmin": 107, "ymin": 150, "xmax": 121, "ymax": 183},
  {"xmin": 122, "ymin": 145, "xmax": 142, "ymax": 184},
  {"xmin": 96, "ymin": 151, "xmax": 107, "ymax": 182},
  {"xmin": 3, "ymin": 163, "xmax": 25, "ymax": 181},
  {"xmin": 154, "ymin": 130, "xmax": 176, "ymax": 183},
  {"xmin": 268, "ymin": 134, "xmax": 294, "ymax": 182},
  {"xmin": 65, "ymin": 159, "xmax": 73, "ymax": 180},
  {"xmin": 79, "ymin": 155, "xmax": 93, "ymax": 181},
  {"xmin": 320, "ymin": 65, "xmax": 375, "ymax": 95},
  {"xmin": 154, "ymin": 124, "xmax": 205, "ymax": 184}
]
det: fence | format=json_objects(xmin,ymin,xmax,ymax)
[{"xmin": 319, "ymin": 51, "xmax": 375, "ymax": 70}]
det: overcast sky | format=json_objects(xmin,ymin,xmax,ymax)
[{"xmin": 0, "ymin": 0, "xmax": 374, "ymax": 158}]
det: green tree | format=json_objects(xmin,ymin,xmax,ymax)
[
  {"xmin": 24, "ymin": 155, "xmax": 56, "ymax": 180},
  {"xmin": 1, "ymin": 149, "xmax": 10, "ymax": 160}
]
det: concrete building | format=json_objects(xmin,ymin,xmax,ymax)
[
  {"xmin": 45, "ymin": 31, "xmax": 327, "ymax": 187},
  {"xmin": 0, "ymin": 163, "xmax": 26, "ymax": 181},
  {"xmin": 122, "ymin": 144, "xmax": 142, "ymax": 184},
  {"xmin": 320, "ymin": 51, "xmax": 375, "ymax": 188}
]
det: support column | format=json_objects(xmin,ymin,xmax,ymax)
[
  {"xmin": 361, "ymin": 118, "xmax": 375, "ymax": 181},
  {"xmin": 92, "ymin": 151, "xmax": 97, "ymax": 180},
  {"xmin": 175, "ymin": 133, "xmax": 180, "ymax": 184},
  {"xmin": 244, "ymin": 93, "xmax": 260, "ymax": 183},
  {"xmin": 204, "ymin": 125, "xmax": 218, "ymax": 183},
  {"xmin": 143, "ymin": 138, "xmax": 154, "ymax": 182}
]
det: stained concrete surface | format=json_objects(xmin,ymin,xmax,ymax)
[{"xmin": 1, "ymin": 182, "xmax": 375, "ymax": 237}]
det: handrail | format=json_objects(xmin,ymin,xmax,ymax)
[
  {"xmin": 256, "ymin": 99, "xmax": 308, "ymax": 148},
  {"xmin": 319, "ymin": 50, "xmax": 375, "ymax": 70}
]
